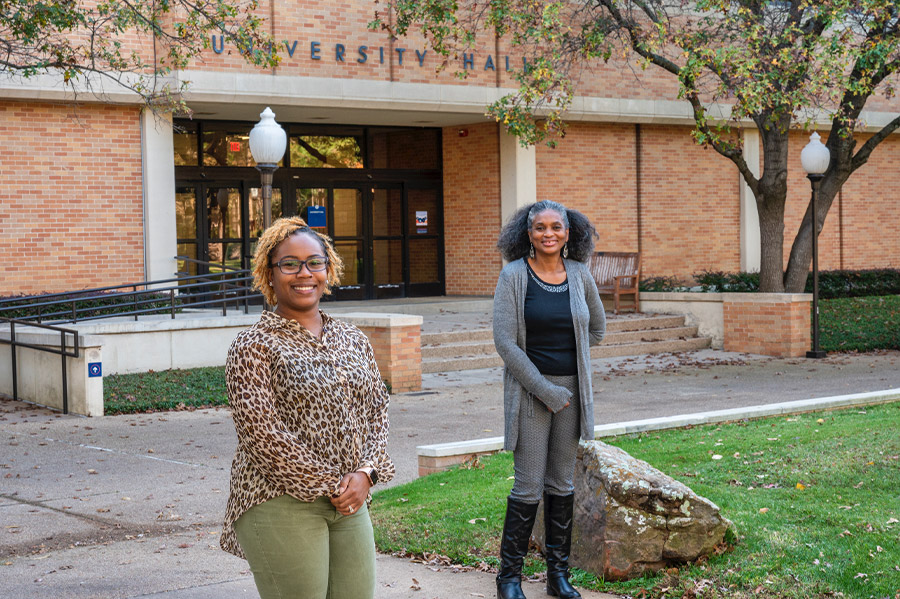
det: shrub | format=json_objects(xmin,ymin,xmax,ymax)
[
  {"xmin": 687, "ymin": 268, "xmax": 900, "ymax": 298},
  {"xmin": 809, "ymin": 269, "xmax": 900, "ymax": 299},
  {"xmin": 639, "ymin": 276, "xmax": 688, "ymax": 292},
  {"xmin": 694, "ymin": 270, "xmax": 760, "ymax": 292},
  {"xmin": 0, "ymin": 290, "xmax": 180, "ymax": 322}
]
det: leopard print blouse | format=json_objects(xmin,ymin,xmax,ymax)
[{"xmin": 220, "ymin": 309, "xmax": 395, "ymax": 558}]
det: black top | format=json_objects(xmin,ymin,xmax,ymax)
[{"xmin": 523, "ymin": 258, "xmax": 578, "ymax": 376}]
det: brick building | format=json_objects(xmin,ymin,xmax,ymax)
[{"xmin": 2, "ymin": 1, "xmax": 898, "ymax": 300}]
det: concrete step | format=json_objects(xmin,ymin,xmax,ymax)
[
  {"xmin": 591, "ymin": 336, "xmax": 711, "ymax": 359},
  {"xmin": 422, "ymin": 354, "xmax": 505, "ymax": 373},
  {"xmin": 603, "ymin": 325, "xmax": 699, "ymax": 345},
  {"xmin": 605, "ymin": 315, "xmax": 687, "ymax": 333},
  {"xmin": 421, "ymin": 328, "xmax": 494, "ymax": 345},
  {"xmin": 418, "ymin": 312, "xmax": 710, "ymax": 373},
  {"xmin": 421, "ymin": 336, "xmax": 712, "ymax": 373},
  {"xmin": 422, "ymin": 318, "xmax": 697, "ymax": 345},
  {"xmin": 422, "ymin": 339, "xmax": 497, "ymax": 359},
  {"xmin": 420, "ymin": 315, "xmax": 687, "ymax": 344},
  {"xmin": 421, "ymin": 325, "xmax": 701, "ymax": 359}
]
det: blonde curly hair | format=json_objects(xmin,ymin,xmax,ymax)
[{"xmin": 253, "ymin": 216, "xmax": 344, "ymax": 305}]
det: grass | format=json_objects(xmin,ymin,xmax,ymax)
[
  {"xmin": 102, "ymin": 366, "xmax": 392, "ymax": 413},
  {"xmin": 820, "ymin": 295, "xmax": 900, "ymax": 353},
  {"xmin": 370, "ymin": 402, "xmax": 900, "ymax": 598},
  {"xmin": 104, "ymin": 366, "xmax": 227, "ymax": 414}
]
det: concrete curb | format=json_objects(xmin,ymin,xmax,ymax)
[{"xmin": 416, "ymin": 387, "xmax": 900, "ymax": 460}]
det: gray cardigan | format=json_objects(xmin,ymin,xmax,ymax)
[{"xmin": 493, "ymin": 258, "xmax": 606, "ymax": 451}]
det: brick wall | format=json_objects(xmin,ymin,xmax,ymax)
[
  {"xmin": 722, "ymin": 294, "xmax": 812, "ymax": 357},
  {"xmin": 0, "ymin": 101, "xmax": 145, "ymax": 295},
  {"xmin": 351, "ymin": 318, "xmax": 422, "ymax": 393},
  {"xmin": 822, "ymin": 133, "xmax": 900, "ymax": 271},
  {"xmin": 444, "ymin": 120, "xmax": 899, "ymax": 297},
  {"xmin": 174, "ymin": 0, "xmax": 705, "ymax": 100},
  {"xmin": 536, "ymin": 122, "xmax": 741, "ymax": 284},
  {"xmin": 536, "ymin": 122, "xmax": 639, "ymax": 253},
  {"xmin": 639, "ymin": 125, "xmax": 742, "ymax": 280},
  {"xmin": 442, "ymin": 123, "xmax": 503, "ymax": 295}
]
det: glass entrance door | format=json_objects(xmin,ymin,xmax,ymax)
[
  {"xmin": 175, "ymin": 181, "xmax": 283, "ymax": 279},
  {"xmin": 295, "ymin": 183, "xmax": 434, "ymax": 300},
  {"xmin": 178, "ymin": 176, "xmax": 442, "ymax": 301},
  {"xmin": 371, "ymin": 185, "xmax": 405, "ymax": 299},
  {"xmin": 205, "ymin": 185, "xmax": 243, "ymax": 272},
  {"xmin": 331, "ymin": 187, "xmax": 366, "ymax": 300},
  {"xmin": 331, "ymin": 184, "xmax": 407, "ymax": 300}
]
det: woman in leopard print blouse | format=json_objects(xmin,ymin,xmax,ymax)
[{"xmin": 221, "ymin": 217, "xmax": 394, "ymax": 599}]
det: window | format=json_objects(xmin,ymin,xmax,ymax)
[{"xmin": 290, "ymin": 135, "xmax": 363, "ymax": 168}]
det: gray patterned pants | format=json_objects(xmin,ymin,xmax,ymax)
[{"xmin": 510, "ymin": 374, "xmax": 580, "ymax": 503}]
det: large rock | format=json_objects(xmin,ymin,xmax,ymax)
[{"xmin": 534, "ymin": 440, "xmax": 733, "ymax": 581}]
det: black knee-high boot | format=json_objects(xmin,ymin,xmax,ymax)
[
  {"xmin": 544, "ymin": 493, "xmax": 581, "ymax": 598},
  {"xmin": 497, "ymin": 497, "xmax": 539, "ymax": 599}
]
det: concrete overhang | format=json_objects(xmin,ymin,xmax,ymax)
[{"xmin": 2, "ymin": 69, "xmax": 898, "ymax": 133}]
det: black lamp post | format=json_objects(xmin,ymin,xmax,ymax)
[
  {"xmin": 801, "ymin": 132, "xmax": 830, "ymax": 359},
  {"xmin": 248, "ymin": 107, "xmax": 287, "ymax": 230}
]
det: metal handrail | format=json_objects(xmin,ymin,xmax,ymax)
[
  {"xmin": 0, "ymin": 318, "xmax": 79, "ymax": 414},
  {"xmin": 0, "ymin": 258, "xmax": 262, "ymax": 325},
  {"xmin": 176, "ymin": 255, "xmax": 246, "ymax": 272}
]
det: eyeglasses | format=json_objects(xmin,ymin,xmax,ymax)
[{"xmin": 270, "ymin": 256, "xmax": 328, "ymax": 274}]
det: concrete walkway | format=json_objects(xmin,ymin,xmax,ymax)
[{"xmin": 3, "ymin": 302, "xmax": 900, "ymax": 598}]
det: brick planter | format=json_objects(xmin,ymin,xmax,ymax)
[
  {"xmin": 339, "ymin": 312, "xmax": 423, "ymax": 393},
  {"xmin": 642, "ymin": 291, "xmax": 812, "ymax": 357},
  {"xmin": 722, "ymin": 293, "xmax": 812, "ymax": 357}
]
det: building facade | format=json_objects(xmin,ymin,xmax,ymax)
[{"xmin": 2, "ymin": 1, "xmax": 899, "ymax": 299}]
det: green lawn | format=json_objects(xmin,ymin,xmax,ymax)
[
  {"xmin": 104, "ymin": 366, "xmax": 228, "ymax": 414},
  {"xmin": 370, "ymin": 402, "xmax": 900, "ymax": 598},
  {"xmin": 820, "ymin": 295, "xmax": 900, "ymax": 352}
]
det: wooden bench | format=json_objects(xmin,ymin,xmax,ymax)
[{"xmin": 588, "ymin": 251, "xmax": 641, "ymax": 314}]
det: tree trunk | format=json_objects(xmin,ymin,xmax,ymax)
[
  {"xmin": 757, "ymin": 198, "xmax": 786, "ymax": 292},
  {"xmin": 784, "ymin": 165, "xmax": 846, "ymax": 293},
  {"xmin": 755, "ymin": 118, "xmax": 792, "ymax": 293}
]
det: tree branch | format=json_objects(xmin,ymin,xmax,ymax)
[
  {"xmin": 851, "ymin": 112, "xmax": 900, "ymax": 172},
  {"xmin": 681, "ymin": 85, "xmax": 760, "ymax": 196},
  {"xmin": 596, "ymin": 0, "xmax": 759, "ymax": 194}
]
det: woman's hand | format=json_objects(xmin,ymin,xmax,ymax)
[
  {"xmin": 537, "ymin": 398, "xmax": 570, "ymax": 412},
  {"xmin": 330, "ymin": 472, "xmax": 371, "ymax": 516}
]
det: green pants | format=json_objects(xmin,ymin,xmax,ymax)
[{"xmin": 234, "ymin": 495, "xmax": 376, "ymax": 599}]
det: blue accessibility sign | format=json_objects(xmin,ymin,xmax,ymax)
[{"xmin": 88, "ymin": 362, "xmax": 102, "ymax": 378}]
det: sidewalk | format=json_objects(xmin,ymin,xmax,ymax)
[{"xmin": 2, "ymin": 304, "xmax": 899, "ymax": 598}]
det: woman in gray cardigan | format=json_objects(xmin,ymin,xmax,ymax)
[{"xmin": 492, "ymin": 201, "xmax": 605, "ymax": 599}]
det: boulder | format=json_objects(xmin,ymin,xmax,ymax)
[{"xmin": 533, "ymin": 440, "xmax": 733, "ymax": 580}]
